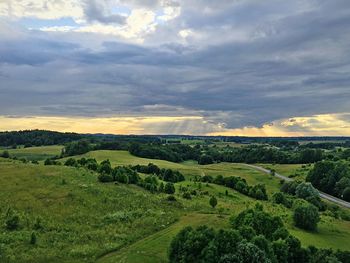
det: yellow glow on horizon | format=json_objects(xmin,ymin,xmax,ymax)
[
  {"xmin": 208, "ymin": 113, "xmax": 350, "ymax": 137},
  {"xmin": 0, "ymin": 113, "xmax": 349, "ymax": 136},
  {"xmin": 0, "ymin": 116, "xmax": 204, "ymax": 134}
]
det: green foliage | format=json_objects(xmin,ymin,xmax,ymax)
[
  {"xmin": 231, "ymin": 205, "xmax": 284, "ymax": 240},
  {"xmin": 209, "ymin": 196, "xmax": 218, "ymax": 208},
  {"xmin": 293, "ymin": 204, "xmax": 320, "ymax": 231},
  {"xmin": 307, "ymin": 160, "xmax": 350, "ymax": 200},
  {"xmin": 182, "ymin": 192, "xmax": 192, "ymax": 200},
  {"xmin": 272, "ymin": 192, "xmax": 292, "ymax": 208},
  {"xmin": 343, "ymin": 187, "xmax": 350, "ymax": 201},
  {"xmin": 169, "ymin": 206, "xmax": 349, "ymax": 263},
  {"xmin": 1, "ymin": 150, "xmax": 10, "ymax": 158},
  {"xmin": 98, "ymin": 173, "xmax": 114, "ymax": 183},
  {"xmin": 201, "ymin": 174, "xmax": 268, "ymax": 200},
  {"xmin": 198, "ymin": 155, "xmax": 214, "ymax": 165},
  {"xmin": 64, "ymin": 157, "xmax": 78, "ymax": 167},
  {"xmin": 132, "ymin": 163, "xmax": 185, "ymax": 183},
  {"xmin": 62, "ymin": 139, "xmax": 91, "ymax": 157},
  {"xmin": 295, "ymin": 182, "xmax": 319, "ymax": 200},
  {"xmin": 5, "ymin": 211, "xmax": 20, "ymax": 231},
  {"xmin": 164, "ymin": 182, "xmax": 175, "ymax": 194},
  {"xmin": 0, "ymin": 130, "xmax": 82, "ymax": 147}
]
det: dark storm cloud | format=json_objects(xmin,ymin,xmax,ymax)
[{"xmin": 0, "ymin": 0, "xmax": 350, "ymax": 130}]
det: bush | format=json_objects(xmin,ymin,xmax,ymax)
[
  {"xmin": 295, "ymin": 182, "xmax": 319, "ymax": 200},
  {"xmin": 98, "ymin": 173, "xmax": 114, "ymax": 183},
  {"xmin": 209, "ymin": 196, "xmax": 218, "ymax": 208},
  {"xmin": 1, "ymin": 150, "xmax": 10, "ymax": 158},
  {"xmin": 198, "ymin": 155, "xmax": 214, "ymax": 165},
  {"xmin": 182, "ymin": 192, "xmax": 192, "ymax": 199},
  {"xmin": 64, "ymin": 158, "xmax": 78, "ymax": 167},
  {"xmin": 293, "ymin": 204, "xmax": 320, "ymax": 231},
  {"xmin": 164, "ymin": 182, "xmax": 175, "ymax": 194},
  {"xmin": 342, "ymin": 187, "xmax": 350, "ymax": 201},
  {"xmin": 166, "ymin": 195, "xmax": 177, "ymax": 201},
  {"xmin": 5, "ymin": 213, "xmax": 20, "ymax": 230}
]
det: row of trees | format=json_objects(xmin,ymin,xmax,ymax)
[
  {"xmin": 169, "ymin": 205, "xmax": 346, "ymax": 263},
  {"xmin": 131, "ymin": 163, "xmax": 185, "ymax": 183},
  {"xmin": 306, "ymin": 160, "xmax": 350, "ymax": 201},
  {"xmin": 129, "ymin": 143, "xmax": 201, "ymax": 163},
  {"xmin": 63, "ymin": 157, "xmax": 176, "ymax": 194},
  {"xmin": 199, "ymin": 174, "xmax": 268, "ymax": 200},
  {"xmin": 128, "ymin": 142, "xmax": 327, "ymax": 165}
]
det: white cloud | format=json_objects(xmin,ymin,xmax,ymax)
[{"xmin": 0, "ymin": 0, "xmax": 84, "ymax": 22}]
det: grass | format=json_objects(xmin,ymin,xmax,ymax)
[
  {"xmin": 1, "ymin": 148, "xmax": 350, "ymax": 262},
  {"xmin": 259, "ymin": 163, "xmax": 312, "ymax": 181},
  {"xmin": 0, "ymin": 158, "xmax": 181, "ymax": 262},
  {"xmin": 7, "ymin": 145, "xmax": 64, "ymax": 161},
  {"xmin": 98, "ymin": 213, "xmax": 229, "ymax": 263}
]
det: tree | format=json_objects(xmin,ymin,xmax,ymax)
[
  {"xmin": 164, "ymin": 182, "xmax": 175, "ymax": 194},
  {"xmin": 342, "ymin": 187, "xmax": 350, "ymax": 201},
  {"xmin": 209, "ymin": 196, "xmax": 218, "ymax": 208},
  {"xmin": 235, "ymin": 241, "xmax": 269, "ymax": 263},
  {"xmin": 98, "ymin": 159, "xmax": 112, "ymax": 174},
  {"xmin": 293, "ymin": 204, "xmax": 320, "ymax": 231},
  {"xmin": 199, "ymin": 155, "xmax": 214, "ymax": 165},
  {"xmin": 295, "ymin": 182, "xmax": 319, "ymax": 200}
]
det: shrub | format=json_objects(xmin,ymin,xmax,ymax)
[
  {"xmin": 164, "ymin": 182, "xmax": 175, "ymax": 194},
  {"xmin": 64, "ymin": 158, "xmax": 78, "ymax": 167},
  {"xmin": 293, "ymin": 204, "xmax": 320, "ymax": 231},
  {"xmin": 166, "ymin": 195, "xmax": 177, "ymax": 201},
  {"xmin": 1, "ymin": 150, "xmax": 10, "ymax": 158},
  {"xmin": 98, "ymin": 173, "xmax": 114, "ymax": 183},
  {"xmin": 295, "ymin": 182, "xmax": 319, "ymax": 200},
  {"xmin": 5, "ymin": 213, "xmax": 20, "ymax": 230},
  {"xmin": 342, "ymin": 187, "xmax": 350, "ymax": 201},
  {"xmin": 209, "ymin": 196, "xmax": 218, "ymax": 208},
  {"xmin": 198, "ymin": 155, "xmax": 214, "ymax": 165},
  {"xmin": 182, "ymin": 192, "xmax": 192, "ymax": 199}
]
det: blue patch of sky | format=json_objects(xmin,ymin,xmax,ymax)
[
  {"xmin": 111, "ymin": 6, "xmax": 131, "ymax": 16},
  {"xmin": 19, "ymin": 17, "xmax": 78, "ymax": 29}
]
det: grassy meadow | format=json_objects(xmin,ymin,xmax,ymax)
[
  {"xmin": 1, "ymin": 146, "xmax": 350, "ymax": 262},
  {"xmin": 7, "ymin": 145, "xmax": 64, "ymax": 161}
]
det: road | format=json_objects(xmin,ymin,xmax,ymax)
[{"xmin": 241, "ymin": 163, "xmax": 350, "ymax": 209}]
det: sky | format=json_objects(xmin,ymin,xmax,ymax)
[{"xmin": 0, "ymin": 0, "xmax": 350, "ymax": 136}]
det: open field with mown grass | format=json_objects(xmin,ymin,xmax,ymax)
[
  {"xmin": 1, "ymin": 147, "xmax": 350, "ymax": 262},
  {"xmin": 7, "ymin": 145, "xmax": 64, "ymax": 161}
]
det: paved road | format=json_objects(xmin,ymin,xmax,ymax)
[{"xmin": 241, "ymin": 163, "xmax": 350, "ymax": 209}]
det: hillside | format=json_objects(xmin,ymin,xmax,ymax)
[{"xmin": 0, "ymin": 147, "xmax": 350, "ymax": 262}]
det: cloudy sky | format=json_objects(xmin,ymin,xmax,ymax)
[{"xmin": 0, "ymin": 0, "xmax": 350, "ymax": 136}]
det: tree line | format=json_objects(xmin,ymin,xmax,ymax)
[
  {"xmin": 306, "ymin": 160, "xmax": 350, "ymax": 201},
  {"xmin": 198, "ymin": 174, "xmax": 268, "ymax": 201},
  {"xmin": 62, "ymin": 157, "xmax": 178, "ymax": 194}
]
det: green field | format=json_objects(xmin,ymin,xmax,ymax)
[
  {"xmin": 260, "ymin": 163, "xmax": 312, "ymax": 181},
  {"xmin": 1, "ymin": 147, "xmax": 350, "ymax": 262},
  {"xmin": 7, "ymin": 145, "xmax": 64, "ymax": 161}
]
